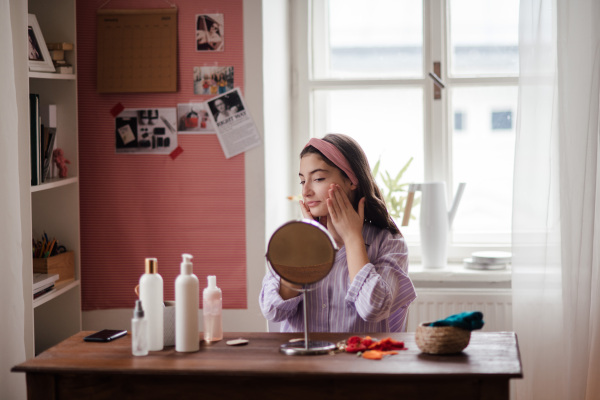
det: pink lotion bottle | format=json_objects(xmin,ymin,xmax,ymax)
[{"xmin": 203, "ymin": 275, "xmax": 223, "ymax": 343}]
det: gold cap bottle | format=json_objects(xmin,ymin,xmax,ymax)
[{"xmin": 145, "ymin": 258, "xmax": 158, "ymax": 274}]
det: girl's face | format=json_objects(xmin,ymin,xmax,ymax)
[{"xmin": 299, "ymin": 153, "xmax": 356, "ymax": 217}]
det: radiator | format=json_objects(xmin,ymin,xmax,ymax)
[{"xmin": 406, "ymin": 289, "xmax": 513, "ymax": 332}]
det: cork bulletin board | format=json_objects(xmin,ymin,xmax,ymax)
[{"xmin": 97, "ymin": 8, "xmax": 178, "ymax": 93}]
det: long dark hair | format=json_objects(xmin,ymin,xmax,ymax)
[{"xmin": 300, "ymin": 133, "xmax": 400, "ymax": 235}]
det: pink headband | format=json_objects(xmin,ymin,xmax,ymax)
[{"xmin": 305, "ymin": 138, "xmax": 358, "ymax": 185}]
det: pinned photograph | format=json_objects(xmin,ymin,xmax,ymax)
[
  {"xmin": 196, "ymin": 14, "xmax": 224, "ymax": 52},
  {"xmin": 208, "ymin": 90, "xmax": 245, "ymax": 125},
  {"xmin": 193, "ymin": 66, "xmax": 234, "ymax": 96},
  {"xmin": 28, "ymin": 14, "xmax": 55, "ymax": 72},
  {"xmin": 177, "ymin": 103, "xmax": 216, "ymax": 134},
  {"xmin": 115, "ymin": 108, "xmax": 177, "ymax": 154},
  {"xmin": 207, "ymin": 88, "xmax": 261, "ymax": 159}
]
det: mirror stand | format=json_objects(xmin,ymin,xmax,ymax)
[
  {"xmin": 279, "ymin": 286, "xmax": 336, "ymax": 356},
  {"xmin": 267, "ymin": 219, "xmax": 338, "ymax": 356}
]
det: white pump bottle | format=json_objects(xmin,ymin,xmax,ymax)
[
  {"xmin": 203, "ymin": 275, "xmax": 223, "ymax": 342},
  {"xmin": 175, "ymin": 253, "xmax": 199, "ymax": 352},
  {"xmin": 139, "ymin": 257, "xmax": 163, "ymax": 351}
]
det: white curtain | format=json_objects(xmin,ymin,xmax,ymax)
[
  {"xmin": 513, "ymin": 0, "xmax": 600, "ymax": 399},
  {"xmin": 0, "ymin": 0, "xmax": 27, "ymax": 398}
]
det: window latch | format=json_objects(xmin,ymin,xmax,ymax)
[{"xmin": 429, "ymin": 62, "xmax": 445, "ymax": 100}]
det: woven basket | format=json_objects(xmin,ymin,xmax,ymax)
[{"xmin": 415, "ymin": 322, "xmax": 471, "ymax": 354}]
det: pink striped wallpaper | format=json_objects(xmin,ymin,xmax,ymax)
[{"xmin": 76, "ymin": 0, "xmax": 247, "ymax": 310}]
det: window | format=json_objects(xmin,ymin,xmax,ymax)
[{"xmin": 292, "ymin": 0, "xmax": 519, "ymax": 260}]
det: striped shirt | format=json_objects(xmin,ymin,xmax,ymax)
[{"xmin": 259, "ymin": 223, "xmax": 417, "ymax": 333}]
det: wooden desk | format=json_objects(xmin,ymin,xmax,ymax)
[{"xmin": 13, "ymin": 331, "xmax": 522, "ymax": 400}]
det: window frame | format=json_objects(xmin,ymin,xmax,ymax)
[{"xmin": 290, "ymin": 0, "xmax": 517, "ymax": 263}]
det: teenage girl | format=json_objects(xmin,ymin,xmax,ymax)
[{"xmin": 259, "ymin": 133, "xmax": 416, "ymax": 332}]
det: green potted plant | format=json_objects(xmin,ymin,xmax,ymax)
[{"xmin": 372, "ymin": 157, "xmax": 419, "ymax": 222}]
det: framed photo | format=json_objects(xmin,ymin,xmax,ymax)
[{"xmin": 28, "ymin": 14, "xmax": 55, "ymax": 72}]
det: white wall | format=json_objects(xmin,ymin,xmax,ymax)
[
  {"xmin": 12, "ymin": 0, "xmax": 35, "ymax": 359},
  {"xmin": 5, "ymin": 1, "xmax": 32, "ymax": 397},
  {"xmin": 263, "ymin": 0, "xmax": 292, "ymax": 332},
  {"xmin": 82, "ymin": 0, "xmax": 285, "ymax": 333},
  {"xmin": 263, "ymin": 1, "xmax": 294, "ymax": 238}
]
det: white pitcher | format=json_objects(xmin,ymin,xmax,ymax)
[{"xmin": 402, "ymin": 182, "xmax": 466, "ymax": 269}]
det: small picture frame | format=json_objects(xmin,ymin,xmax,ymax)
[{"xmin": 28, "ymin": 14, "xmax": 55, "ymax": 73}]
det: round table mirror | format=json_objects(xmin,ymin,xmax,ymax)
[{"xmin": 266, "ymin": 219, "xmax": 338, "ymax": 355}]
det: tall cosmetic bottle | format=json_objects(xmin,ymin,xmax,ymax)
[
  {"xmin": 203, "ymin": 275, "xmax": 223, "ymax": 343},
  {"xmin": 131, "ymin": 300, "xmax": 148, "ymax": 356},
  {"xmin": 139, "ymin": 257, "xmax": 164, "ymax": 351},
  {"xmin": 175, "ymin": 253, "xmax": 199, "ymax": 352}
]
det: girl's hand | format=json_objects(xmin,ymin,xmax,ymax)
[
  {"xmin": 279, "ymin": 278, "xmax": 302, "ymax": 300},
  {"xmin": 326, "ymin": 184, "xmax": 365, "ymax": 242},
  {"xmin": 299, "ymin": 200, "xmax": 314, "ymax": 220},
  {"xmin": 327, "ymin": 184, "xmax": 369, "ymax": 282}
]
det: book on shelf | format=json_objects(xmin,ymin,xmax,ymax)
[
  {"xmin": 42, "ymin": 126, "xmax": 57, "ymax": 182},
  {"xmin": 30, "ymin": 101, "xmax": 59, "ymax": 184},
  {"xmin": 33, "ymin": 273, "xmax": 59, "ymax": 297},
  {"xmin": 34, "ymin": 285, "xmax": 55, "ymax": 299},
  {"xmin": 29, "ymin": 93, "xmax": 40, "ymax": 186},
  {"xmin": 33, "ymin": 273, "xmax": 59, "ymax": 291},
  {"xmin": 42, "ymin": 104, "xmax": 58, "ymax": 181}
]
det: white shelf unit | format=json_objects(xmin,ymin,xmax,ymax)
[
  {"xmin": 28, "ymin": 71, "xmax": 76, "ymax": 80},
  {"xmin": 28, "ymin": 0, "xmax": 81, "ymax": 356}
]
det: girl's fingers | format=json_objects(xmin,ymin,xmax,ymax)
[
  {"xmin": 334, "ymin": 184, "xmax": 352, "ymax": 209},
  {"xmin": 327, "ymin": 186, "xmax": 343, "ymax": 219},
  {"xmin": 328, "ymin": 184, "xmax": 350, "ymax": 214},
  {"xmin": 328, "ymin": 184, "xmax": 358, "ymax": 227},
  {"xmin": 326, "ymin": 198, "xmax": 337, "ymax": 220},
  {"xmin": 327, "ymin": 188, "xmax": 336, "ymax": 211},
  {"xmin": 299, "ymin": 200, "xmax": 313, "ymax": 219}
]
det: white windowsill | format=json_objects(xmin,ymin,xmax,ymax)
[{"xmin": 408, "ymin": 263, "xmax": 512, "ymax": 289}]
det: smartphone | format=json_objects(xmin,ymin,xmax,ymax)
[{"xmin": 83, "ymin": 329, "xmax": 127, "ymax": 342}]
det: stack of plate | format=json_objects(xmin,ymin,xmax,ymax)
[{"xmin": 463, "ymin": 251, "xmax": 511, "ymax": 270}]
